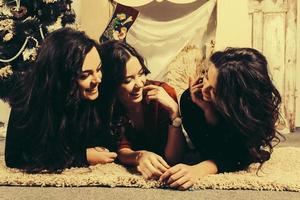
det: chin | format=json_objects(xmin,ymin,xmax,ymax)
[
  {"xmin": 202, "ymin": 96, "xmax": 211, "ymax": 102},
  {"xmin": 131, "ymin": 95, "xmax": 143, "ymax": 103},
  {"xmin": 85, "ymin": 92, "xmax": 99, "ymax": 101}
]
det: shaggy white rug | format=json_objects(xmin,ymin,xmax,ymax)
[{"xmin": 0, "ymin": 147, "xmax": 299, "ymax": 192}]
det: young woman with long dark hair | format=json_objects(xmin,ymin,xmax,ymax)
[
  {"xmin": 99, "ymin": 40, "xmax": 186, "ymax": 180},
  {"xmin": 5, "ymin": 28, "xmax": 116, "ymax": 173},
  {"xmin": 160, "ymin": 47, "xmax": 282, "ymax": 190}
]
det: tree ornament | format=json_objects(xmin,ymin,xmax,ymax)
[{"xmin": 10, "ymin": 0, "xmax": 27, "ymax": 19}]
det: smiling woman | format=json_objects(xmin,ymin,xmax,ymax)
[
  {"xmin": 99, "ymin": 40, "xmax": 186, "ymax": 180},
  {"xmin": 159, "ymin": 47, "xmax": 283, "ymax": 190},
  {"xmin": 5, "ymin": 28, "xmax": 116, "ymax": 173},
  {"xmin": 77, "ymin": 47, "xmax": 102, "ymax": 101}
]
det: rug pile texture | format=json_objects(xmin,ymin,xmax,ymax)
[{"xmin": 0, "ymin": 147, "xmax": 299, "ymax": 191}]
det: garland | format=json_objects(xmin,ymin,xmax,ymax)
[{"xmin": 0, "ymin": 0, "xmax": 76, "ymax": 100}]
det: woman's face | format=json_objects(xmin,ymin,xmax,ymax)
[
  {"xmin": 202, "ymin": 63, "xmax": 218, "ymax": 102},
  {"xmin": 77, "ymin": 47, "xmax": 102, "ymax": 100},
  {"xmin": 118, "ymin": 56, "xmax": 146, "ymax": 107}
]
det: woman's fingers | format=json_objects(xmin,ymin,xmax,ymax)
[
  {"xmin": 157, "ymin": 156, "xmax": 170, "ymax": 169},
  {"xmin": 103, "ymin": 152, "xmax": 118, "ymax": 158},
  {"xmin": 189, "ymin": 76, "xmax": 202, "ymax": 88},
  {"xmin": 154, "ymin": 162, "xmax": 169, "ymax": 173},
  {"xmin": 144, "ymin": 160, "xmax": 163, "ymax": 177},
  {"xmin": 159, "ymin": 164, "xmax": 196, "ymax": 190},
  {"xmin": 169, "ymin": 175, "xmax": 189, "ymax": 188},
  {"xmin": 104, "ymin": 158, "xmax": 115, "ymax": 163},
  {"xmin": 166, "ymin": 168, "xmax": 185, "ymax": 185},
  {"xmin": 178, "ymin": 181, "xmax": 193, "ymax": 191},
  {"xmin": 143, "ymin": 84, "xmax": 160, "ymax": 91},
  {"xmin": 137, "ymin": 165, "xmax": 152, "ymax": 179},
  {"xmin": 144, "ymin": 85, "xmax": 159, "ymax": 103},
  {"xmin": 98, "ymin": 152, "xmax": 117, "ymax": 163},
  {"xmin": 86, "ymin": 148, "xmax": 117, "ymax": 165},
  {"xmin": 190, "ymin": 85, "xmax": 202, "ymax": 95},
  {"xmin": 159, "ymin": 165, "xmax": 181, "ymax": 182},
  {"xmin": 150, "ymin": 158, "xmax": 168, "ymax": 174},
  {"xmin": 93, "ymin": 147, "xmax": 117, "ymax": 159},
  {"xmin": 144, "ymin": 85, "xmax": 176, "ymax": 112},
  {"xmin": 137, "ymin": 152, "xmax": 171, "ymax": 179},
  {"xmin": 138, "ymin": 162, "xmax": 160, "ymax": 179},
  {"xmin": 94, "ymin": 146, "xmax": 109, "ymax": 152}
]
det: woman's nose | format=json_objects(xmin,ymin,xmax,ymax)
[
  {"xmin": 134, "ymin": 77, "xmax": 144, "ymax": 88},
  {"xmin": 92, "ymin": 73, "xmax": 101, "ymax": 84}
]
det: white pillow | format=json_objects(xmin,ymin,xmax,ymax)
[{"xmin": 164, "ymin": 45, "xmax": 205, "ymax": 99}]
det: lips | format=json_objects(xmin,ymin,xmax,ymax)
[
  {"xmin": 130, "ymin": 91, "xmax": 142, "ymax": 98},
  {"xmin": 86, "ymin": 86, "xmax": 98, "ymax": 94}
]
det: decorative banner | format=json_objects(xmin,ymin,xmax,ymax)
[{"xmin": 114, "ymin": 0, "xmax": 197, "ymax": 7}]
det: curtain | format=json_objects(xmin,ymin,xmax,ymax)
[{"xmin": 126, "ymin": 0, "xmax": 216, "ymax": 79}]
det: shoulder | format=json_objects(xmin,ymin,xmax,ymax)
[{"xmin": 180, "ymin": 89, "xmax": 205, "ymax": 124}]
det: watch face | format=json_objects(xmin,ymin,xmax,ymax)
[{"xmin": 172, "ymin": 117, "xmax": 182, "ymax": 127}]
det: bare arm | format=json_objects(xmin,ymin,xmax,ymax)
[
  {"xmin": 164, "ymin": 102, "xmax": 186, "ymax": 165},
  {"xmin": 144, "ymin": 84, "xmax": 186, "ymax": 165}
]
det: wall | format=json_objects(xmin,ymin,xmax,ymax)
[
  {"xmin": 72, "ymin": 0, "xmax": 113, "ymax": 41},
  {"xmin": 297, "ymin": 0, "xmax": 300, "ymax": 127},
  {"xmin": 248, "ymin": 0, "xmax": 297, "ymax": 131},
  {"xmin": 0, "ymin": 100, "xmax": 10, "ymax": 126},
  {"xmin": 215, "ymin": 0, "xmax": 251, "ymax": 50},
  {"xmin": 72, "ymin": 0, "xmax": 81, "ymax": 22}
]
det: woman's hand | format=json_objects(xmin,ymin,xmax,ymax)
[
  {"xmin": 189, "ymin": 76, "xmax": 209, "ymax": 110},
  {"xmin": 86, "ymin": 147, "xmax": 117, "ymax": 165},
  {"xmin": 159, "ymin": 163, "xmax": 198, "ymax": 190},
  {"xmin": 159, "ymin": 160, "xmax": 218, "ymax": 190},
  {"xmin": 189, "ymin": 77, "xmax": 217, "ymax": 124},
  {"xmin": 136, "ymin": 150, "xmax": 170, "ymax": 180},
  {"xmin": 143, "ymin": 84, "xmax": 179, "ymax": 119}
]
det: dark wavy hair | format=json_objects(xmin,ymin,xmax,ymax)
[
  {"xmin": 98, "ymin": 40, "xmax": 150, "ymax": 136},
  {"xmin": 7, "ymin": 28, "xmax": 103, "ymax": 173},
  {"xmin": 210, "ymin": 47, "xmax": 282, "ymax": 168}
]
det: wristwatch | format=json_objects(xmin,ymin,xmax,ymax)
[{"xmin": 170, "ymin": 116, "xmax": 182, "ymax": 128}]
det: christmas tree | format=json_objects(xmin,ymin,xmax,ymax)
[{"xmin": 0, "ymin": 0, "xmax": 76, "ymax": 101}]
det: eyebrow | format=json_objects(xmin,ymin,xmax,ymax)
[
  {"xmin": 125, "ymin": 68, "xmax": 144, "ymax": 79},
  {"xmin": 81, "ymin": 63, "xmax": 101, "ymax": 73}
]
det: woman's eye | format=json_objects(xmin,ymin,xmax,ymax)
[
  {"xmin": 79, "ymin": 73, "xmax": 89, "ymax": 80},
  {"xmin": 123, "ymin": 78, "xmax": 133, "ymax": 84},
  {"xmin": 138, "ymin": 70, "xmax": 145, "ymax": 77}
]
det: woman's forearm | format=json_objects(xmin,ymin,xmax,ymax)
[
  {"xmin": 164, "ymin": 102, "xmax": 186, "ymax": 165},
  {"xmin": 118, "ymin": 148, "xmax": 141, "ymax": 166},
  {"xmin": 164, "ymin": 125, "xmax": 186, "ymax": 165},
  {"xmin": 192, "ymin": 160, "xmax": 218, "ymax": 177}
]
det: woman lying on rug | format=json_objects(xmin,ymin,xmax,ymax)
[
  {"xmin": 159, "ymin": 47, "xmax": 282, "ymax": 190},
  {"xmin": 99, "ymin": 40, "xmax": 186, "ymax": 180},
  {"xmin": 5, "ymin": 28, "xmax": 117, "ymax": 173}
]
